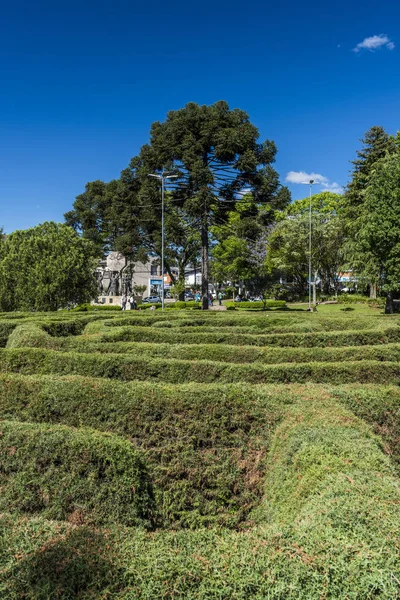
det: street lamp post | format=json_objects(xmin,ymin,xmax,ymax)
[
  {"xmin": 148, "ymin": 171, "xmax": 177, "ymax": 311},
  {"xmin": 309, "ymin": 180, "xmax": 314, "ymax": 310},
  {"xmin": 302, "ymin": 179, "xmax": 317, "ymax": 310}
]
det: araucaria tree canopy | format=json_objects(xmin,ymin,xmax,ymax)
[{"xmin": 133, "ymin": 101, "xmax": 290, "ymax": 309}]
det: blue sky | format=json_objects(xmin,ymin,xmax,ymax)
[{"xmin": 1, "ymin": 0, "xmax": 399, "ymax": 232}]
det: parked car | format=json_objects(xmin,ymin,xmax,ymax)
[
  {"xmin": 142, "ymin": 296, "xmax": 161, "ymax": 304},
  {"xmin": 184, "ymin": 292, "xmax": 195, "ymax": 300},
  {"xmin": 235, "ymin": 296, "xmax": 242, "ymax": 302}
]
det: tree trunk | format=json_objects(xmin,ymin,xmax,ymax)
[
  {"xmin": 385, "ymin": 292, "xmax": 394, "ymax": 314},
  {"xmin": 201, "ymin": 209, "xmax": 209, "ymax": 311},
  {"xmin": 370, "ymin": 283, "xmax": 377, "ymax": 299}
]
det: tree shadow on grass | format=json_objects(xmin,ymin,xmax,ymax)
[{"xmin": 8, "ymin": 526, "xmax": 123, "ymax": 599}]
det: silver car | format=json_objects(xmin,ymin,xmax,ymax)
[{"xmin": 142, "ymin": 296, "xmax": 161, "ymax": 304}]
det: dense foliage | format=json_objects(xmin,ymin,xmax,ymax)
[
  {"xmin": 0, "ymin": 222, "xmax": 98, "ymax": 311},
  {"xmin": 0, "ymin": 308, "xmax": 399, "ymax": 597}
]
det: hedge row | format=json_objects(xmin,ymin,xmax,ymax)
[
  {"xmin": 0, "ymin": 420, "xmax": 153, "ymax": 528},
  {"xmin": 329, "ymin": 384, "xmax": 400, "ymax": 468},
  {"xmin": 0, "ymin": 374, "xmax": 288, "ymax": 528},
  {"xmin": 103, "ymin": 324, "xmax": 400, "ymax": 347},
  {"xmin": 6, "ymin": 323, "xmax": 58, "ymax": 350},
  {"xmin": 3, "ymin": 348, "xmax": 400, "ymax": 384},
  {"xmin": 225, "ymin": 300, "xmax": 287, "ymax": 310},
  {"xmin": 58, "ymin": 339, "xmax": 400, "ymax": 365},
  {"xmin": 99, "ymin": 312, "xmax": 394, "ymax": 331},
  {"xmin": 72, "ymin": 303, "xmax": 122, "ymax": 311},
  {"xmin": 1, "ymin": 397, "xmax": 399, "ymax": 598},
  {"xmin": 337, "ymin": 293, "xmax": 385, "ymax": 306}
]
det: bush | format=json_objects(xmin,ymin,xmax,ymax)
[
  {"xmin": 6, "ymin": 324, "xmax": 57, "ymax": 350},
  {"xmin": 72, "ymin": 303, "xmax": 122, "ymax": 312},
  {"xmin": 1, "ymin": 395, "xmax": 399, "ymax": 599},
  {"xmin": 4, "ymin": 348, "xmax": 400, "ymax": 384},
  {"xmin": 0, "ymin": 420, "xmax": 153, "ymax": 527},
  {"xmin": 225, "ymin": 300, "xmax": 287, "ymax": 310},
  {"xmin": 0, "ymin": 321, "xmax": 18, "ymax": 347},
  {"xmin": 337, "ymin": 293, "xmax": 385, "ymax": 307},
  {"xmin": 137, "ymin": 303, "xmax": 162, "ymax": 310},
  {"xmin": 104, "ymin": 324, "xmax": 400, "ymax": 347},
  {"xmin": 53, "ymin": 338, "xmax": 400, "ymax": 367},
  {"xmin": 0, "ymin": 374, "xmax": 288, "ymax": 528}
]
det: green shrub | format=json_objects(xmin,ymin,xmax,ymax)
[
  {"xmin": 56, "ymin": 339, "xmax": 400, "ymax": 366},
  {"xmin": 337, "ymin": 293, "xmax": 385, "ymax": 307},
  {"xmin": 0, "ymin": 420, "xmax": 153, "ymax": 527},
  {"xmin": 72, "ymin": 303, "xmax": 122, "ymax": 311},
  {"xmin": 138, "ymin": 303, "xmax": 162, "ymax": 310},
  {"xmin": 0, "ymin": 374, "xmax": 289, "ymax": 528},
  {"xmin": 225, "ymin": 300, "xmax": 287, "ymax": 310},
  {"xmin": 3, "ymin": 348, "xmax": 400, "ymax": 384},
  {"xmin": 1, "ymin": 396, "xmax": 399, "ymax": 599},
  {"xmin": 6, "ymin": 324, "xmax": 57, "ymax": 349},
  {"xmin": 0, "ymin": 321, "xmax": 17, "ymax": 347},
  {"xmin": 104, "ymin": 324, "xmax": 400, "ymax": 347},
  {"xmin": 329, "ymin": 384, "xmax": 400, "ymax": 468}
]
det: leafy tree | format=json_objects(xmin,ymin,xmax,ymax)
[
  {"xmin": 352, "ymin": 153, "xmax": 400, "ymax": 312},
  {"xmin": 66, "ymin": 176, "xmax": 200, "ymax": 299},
  {"xmin": 211, "ymin": 195, "xmax": 271, "ymax": 294},
  {"xmin": 266, "ymin": 192, "xmax": 344, "ymax": 298},
  {"xmin": 65, "ymin": 178, "xmax": 150, "ymax": 265},
  {"xmin": 0, "ymin": 222, "xmax": 98, "ymax": 311},
  {"xmin": 342, "ymin": 126, "xmax": 396, "ymax": 297},
  {"xmin": 345, "ymin": 126, "xmax": 396, "ymax": 213},
  {"xmin": 134, "ymin": 101, "xmax": 289, "ymax": 309}
]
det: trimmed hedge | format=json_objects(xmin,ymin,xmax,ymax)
[
  {"xmin": 0, "ymin": 374, "xmax": 289, "ymax": 528},
  {"xmin": 166, "ymin": 301, "xmax": 201, "ymax": 310},
  {"xmin": 329, "ymin": 384, "xmax": 400, "ymax": 468},
  {"xmin": 0, "ymin": 420, "xmax": 153, "ymax": 527},
  {"xmin": 337, "ymin": 293, "xmax": 385, "ymax": 306},
  {"xmin": 225, "ymin": 300, "xmax": 287, "ymax": 310},
  {"xmin": 1, "ymin": 396, "xmax": 399, "ymax": 599},
  {"xmin": 6, "ymin": 323, "xmax": 57, "ymax": 350},
  {"xmin": 0, "ymin": 321, "xmax": 17, "ymax": 347},
  {"xmin": 55, "ymin": 339, "xmax": 400, "ymax": 365},
  {"xmin": 3, "ymin": 347, "xmax": 400, "ymax": 384},
  {"xmin": 72, "ymin": 303, "xmax": 122, "ymax": 311},
  {"xmin": 103, "ymin": 324, "xmax": 400, "ymax": 347},
  {"xmin": 99, "ymin": 312, "xmax": 394, "ymax": 331}
]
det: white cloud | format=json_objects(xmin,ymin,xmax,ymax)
[
  {"xmin": 321, "ymin": 182, "xmax": 343, "ymax": 194},
  {"xmin": 285, "ymin": 171, "xmax": 343, "ymax": 194},
  {"xmin": 286, "ymin": 171, "xmax": 328, "ymax": 185},
  {"xmin": 353, "ymin": 34, "xmax": 394, "ymax": 53}
]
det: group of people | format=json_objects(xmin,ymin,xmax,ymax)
[
  {"xmin": 121, "ymin": 294, "xmax": 137, "ymax": 310},
  {"xmin": 196, "ymin": 292, "xmax": 224, "ymax": 306}
]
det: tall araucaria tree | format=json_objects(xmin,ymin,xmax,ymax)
[
  {"xmin": 134, "ymin": 101, "xmax": 290, "ymax": 309},
  {"xmin": 352, "ymin": 153, "xmax": 400, "ymax": 313},
  {"xmin": 342, "ymin": 126, "xmax": 396, "ymax": 298}
]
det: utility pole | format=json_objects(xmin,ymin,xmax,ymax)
[{"xmin": 148, "ymin": 171, "xmax": 177, "ymax": 310}]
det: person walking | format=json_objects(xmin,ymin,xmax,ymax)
[
  {"xmin": 218, "ymin": 291, "xmax": 223, "ymax": 306},
  {"xmin": 121, "ymin": 294, "xmax": 127, "ymax": 311},
  {"xmin": 209, "ymin": 292, "xmax": 213, "ymax": 307}
]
